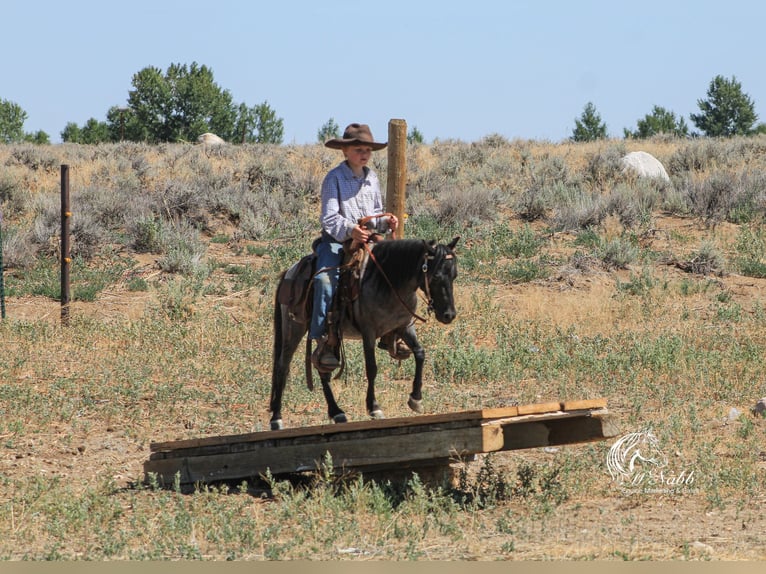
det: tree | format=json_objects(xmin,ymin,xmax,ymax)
[
  {"xmin": 0, "ymin": 99, "xmax": 49, "ymax": 144},
  {"xmin": 123, "ymin": 62, "xmax": 237, "ymax": 143},
  {"xmin": 317, "ymin": 118, "xmax": 340, "ymax": 143},
  {"xmin": 624, "ymin": 105, "xmax": 689, "ymax": 139},
  {"xmin": 235, "ymin": 101, "xmax": 284, "ymax": 144},
  {"xmin": 571, "ymin": 102, "xmax": 607, "ymax": 142},
  {"xmin": 24, "ymin": 130, "xmax": 50, "ymax": 144},
  {"xmin": 408, "ymin": 126, "xmax": 425, "ymax": 145},
  {"xmin": 0, "ymin": 99, "xmax": 27, "ymax": 143},
  {"xmin": 690, "ymin": 75, "xmax": 758, "ymax": 137},
  {"xmin": 61, "ymin": 118, "xmax": 110, "ymax": 143},
  {"xmin": 106, "ymin": 105, "xmax": 143, "ymax": 142},
  {"xmin": 233, "ymin": 102, "xmax": 284, "ymax": 144},
  {"xmin": 61, "ymin": 122, "xmax": 82, "ymax": 143}
]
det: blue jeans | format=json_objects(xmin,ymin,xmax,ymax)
[{"xmin": 309, "ymin": 235, "xmax": 344, "ymax": 340}]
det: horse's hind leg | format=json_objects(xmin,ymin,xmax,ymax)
[
  {"xmin": 318, "ymin": 372, "xmax": 347, "ymax": 423},
  {"xmin": 269, "ymin": 302, "xmax": 307, "ymax": 431}
]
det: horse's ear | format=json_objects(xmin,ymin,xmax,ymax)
[
  {"xmin": 424, "ymin": 239, "xmax": 437, "ymax": 255},
  {"xmin": 448, "ymin": 236, "xmax": 460, "ymax": 251}
]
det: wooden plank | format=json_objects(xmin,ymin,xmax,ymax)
[
  {"xmin": 143, "ymin": 399, "xmax": 614, "ymax": 486},
  {"xmin": 560, "ymin": 398, "xmax": 608, "ymax": 411},
  {"xmin": 477, "ymin": 405, "xmax": 519, "ymax": 419},
  {"xmin": 149, "ymin": 404, "xmax": 531, "ymax": 454},
  {"xmin": 516, "ymin": 401, "xmax": 563, "ymax": 415},
  {"xmin": 144, "ymin": 423, "xmax": 504, "ymax": 484},
  {"xmin": 150, "ymin": 417, "xmax": 496, "ymax": 461},
  {"xmin": 494, "ymin": 410, "xmax": 618, "ymax": 452}
]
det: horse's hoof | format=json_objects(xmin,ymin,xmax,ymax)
[
  {"xmin": 332, "ymin": 413, "xmax": 348, "ymax": 424},
  {"xmin": 270, "ymin": 419, "xmax": 284, "ymax": 431},
  {"xmin": 408, "ymin": 396, "xmax": 423, "ymax": 414},
  {"xmin": 369, "ymin": 409, "xmax": 385, "ymax": 420}
]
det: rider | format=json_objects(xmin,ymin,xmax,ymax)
[{"xmin": 310, "ymin": 123, "xmax": 399, "ymax": 371}]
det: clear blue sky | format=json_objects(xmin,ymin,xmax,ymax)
[{"xmin": 3, "ymin": 0, "xmax": 765, "ymax": 144}]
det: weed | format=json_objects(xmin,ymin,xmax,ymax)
[
  {"xmin": 599, "ymin": 236, "xmax": 639, "ymax": 270},
  {"xmin": 1, "ymin": 139, "xmax": 766, "ymax": 560}
]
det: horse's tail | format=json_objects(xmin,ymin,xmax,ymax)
[
  {"xmin": 271, "ymin": 271, "xmax": 314, "ymax": 399},
  {"xmin": 305, "ymin": 330, "xmax": 314, "ymax": 391},
  {"xmin": 271, "ymin": 271, "xmax": 290, "ymax": 407}
]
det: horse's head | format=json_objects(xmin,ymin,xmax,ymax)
[{"xmin": 422, "ymin": 237, "xmax": 459, "ymax": 324}]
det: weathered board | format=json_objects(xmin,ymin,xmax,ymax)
[{"xmin": 144, "ymin": 398, "xmax": 617, "ymax": 485}]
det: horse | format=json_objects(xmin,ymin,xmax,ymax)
[{"xmin": 269, "ymin": 236, "xmax": 460, "ymax": 431}]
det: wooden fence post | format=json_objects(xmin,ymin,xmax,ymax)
[{"xmin": 386, "ymin": 119, "xmax": 407, "ymax": 238}]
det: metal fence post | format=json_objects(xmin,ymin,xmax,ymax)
[{"xmin": 61, "ymin": 165, "xmax": 71, "ymax": 325}]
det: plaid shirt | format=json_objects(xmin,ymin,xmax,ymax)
[{"xmin": 320, "ymin": 160, "xmax": 384, "ymax": 242}]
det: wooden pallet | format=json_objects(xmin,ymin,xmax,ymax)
[{"xmin": 144, "ymin": 398, "xmax": 617, "ymax": 485}]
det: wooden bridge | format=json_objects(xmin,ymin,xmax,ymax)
[{"xmin": 144, "ymin": 398, "xmax": 617, "ymax": 486}]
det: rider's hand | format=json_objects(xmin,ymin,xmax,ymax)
[{"xmin": 351, "ymin": 224, "xmax": 370, "ymax": 243}]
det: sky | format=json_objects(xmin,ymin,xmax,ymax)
[{"xmin": 2, "ymin": 0, "xmax": 765, "ymax": 144}]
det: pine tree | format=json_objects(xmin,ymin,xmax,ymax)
[
  {"xmin": 690, "ymin": 75, "xmax": 758, "ymax": 137},
  {"xmin": 571, "ymin": 102, "xmax": 607, "ymax": 142}
]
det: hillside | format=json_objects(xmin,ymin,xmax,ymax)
[{"xmin": 0, "ymin": 137, "xmax": 765, "ymax": 559}]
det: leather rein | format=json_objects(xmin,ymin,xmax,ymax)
[
  {"xmin": 317, "ymin": 213, "xmax": 450, "ymax": 324},
  {"xmin": 357, "ymin": 213, "xmax": 453, "ymax": 325},
  {"xmin": 362, "ymin": 240, "xmax": 431, "ymax": 324}
]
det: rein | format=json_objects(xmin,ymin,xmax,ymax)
[{"xmin": 363, "ymin": 241, "xmax": 430, "ymax": 323}]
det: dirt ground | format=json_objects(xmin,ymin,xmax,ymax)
[{"xmin": 2, "ymin": 218, "xmax": 765, "ymax": 561}]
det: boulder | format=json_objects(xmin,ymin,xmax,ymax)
[
  {"xmin": 197, "ymin": 132, "xmax": 226, "ymax": 146},
  {"xmin": 621, "ymin": 151, "xmax": 670, "ymax": 182}
]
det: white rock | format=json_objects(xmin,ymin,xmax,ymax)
[
  {"xmin": 692, "ymin": 541, "xmax": 714, "ymax": 554},
  {"xmin": 197, "ymin": 132, "xmax": 226, "ymax": 146},
  {"xmin": 621, "ymin": 151, "xmax": 670, "ymax": 181}
]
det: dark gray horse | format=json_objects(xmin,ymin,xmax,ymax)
[{"xmin": 269, "ymin": 237, "xmax": 459, "ymax": 430}]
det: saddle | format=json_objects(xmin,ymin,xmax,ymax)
[
  {"xmin": 276, "ymin": 250, "xmax": 317, "ymax": 324},
  {"xmin": 276, "ymin": 236, "xmax": 411, "ymax": 372},
  {"xmin": 275, "ymin": 236, "xmax": 360, "ymax": 325}
]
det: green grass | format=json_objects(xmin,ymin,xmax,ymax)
[{"xmin": 1, "ymin": 138, "xmax": 766, "ymax": 559}]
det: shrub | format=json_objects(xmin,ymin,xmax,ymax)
[
  {"xmin": 735, "ymin": 224, "xmax": 766, "ymax": 277},
  {"xmin": 550, "ymin": 187, "xmax": 607, "ymax": 231},
  {"xmin": 678, "ymin": 241, "xmax": 726, "ymax": 276},
  {"xmin": 598, "ymin": 236, "xmax": 639, "ymax": 270},
  {"xmin": 584, "ymin": 144, "xmax": 627, "ymax": 190},
  {"xmin": 0, "ymin": 223, "xmax": 36, "ymax": 269},
  {"xmin": 130, "ymin": 215, "xmax": 165, "ymax": 253},
  {"xmin": 156, "ymin": 220, "xmax": 209, "ymax": 277},
  {"xmin": 422, "ymin": 184, "xmax": 501, "ymax": 227}
]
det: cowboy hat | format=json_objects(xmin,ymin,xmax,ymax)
[{"xmin": 325, "ymin": 123, "xmax": 387, "ymax": 150}]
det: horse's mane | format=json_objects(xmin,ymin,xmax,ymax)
[{"xmin": 368, "ymin": 239, "xmax": 428, "ymax": 288}]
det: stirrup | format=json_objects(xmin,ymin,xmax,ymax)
[
  {"xmin": 378, "ymin": 333, "xmax": 412, "ymax": 361},
  {"xmin": 311, "ymin": 339, "xmax": 340, "ymax": 372}
]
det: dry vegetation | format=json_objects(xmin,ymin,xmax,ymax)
[{"xmin": 0, "ymin": 135, "xmax": 765, "ymax": 560}]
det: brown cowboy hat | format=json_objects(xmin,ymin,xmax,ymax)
[{"xmin": 325, "ymin": 123, "xmax": 387, "ymax": 150}]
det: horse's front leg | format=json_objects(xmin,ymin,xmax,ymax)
[
  {"xmin": 318, "ymin": 371, "xmax": 347, "ymax": 424},
  {"xmin": 400, "ymin": 325, "xmax": 426, "ymax": 414},
  {"xmin": 362, "ymin": 336, "xmax": 384, "ymax": 419}
]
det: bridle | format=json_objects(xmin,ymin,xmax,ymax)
[{"xmin": 363, "ymin": 240, "xmax": 454, "ymax": 324}]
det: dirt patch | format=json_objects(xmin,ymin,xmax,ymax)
[{"xmin": 1, "ymin": 215, "xmax": 765, "ymax": 560}]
